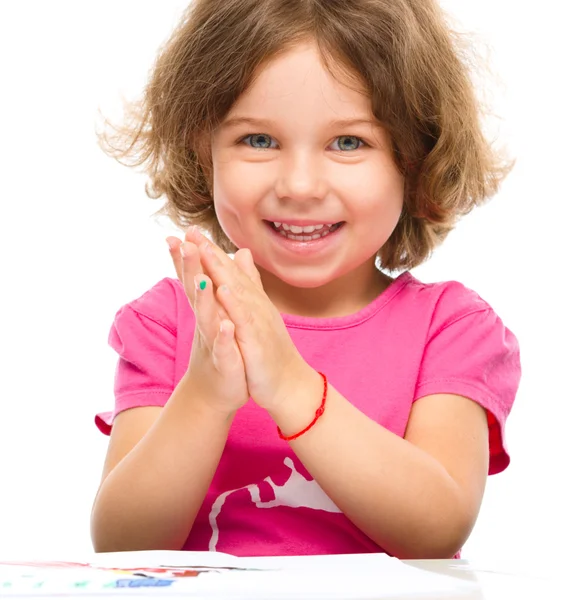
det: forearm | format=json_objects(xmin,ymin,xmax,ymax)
[
  {"xmin": 269, "ymin": 368, "xmax": 471, "ymax": 559},
  {"xmin": 91, "ymin": 375, "xmax": 233, "ymax": 552}
]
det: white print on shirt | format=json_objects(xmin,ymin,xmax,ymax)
[{"xmin": 208, "ymin": 457, "xmax": 341, "ymax": 551}]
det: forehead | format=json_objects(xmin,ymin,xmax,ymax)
[{"xmin": 229, "ymin": 41, "xmax": 373, "ymax": 121}]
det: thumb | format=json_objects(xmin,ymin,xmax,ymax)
[
  {"xmin": 234, "ymin": 248, "xmax": 263, "ymax": 290},
  {"xmin": 212, "ymin": 319, "xmax": 244, "ymax": 374}
]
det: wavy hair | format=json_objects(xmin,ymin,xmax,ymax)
[{"xmin": 97, "ymin": 0, "xmax": 513, "ymax": 271}]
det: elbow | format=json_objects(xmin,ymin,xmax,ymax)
[
  {"xmin": 91, "ymin": 525, "xmax": 183, "ymax": 554},
  {"xmin": 407, "ymin": 481, "xmax": 479, "ymax": 559},
  {"xmin": 382, "ymin": 498, "xmax": 477, "ymax": 560},
  {"xmin": 398, "ymin": 537, "xmax": 466, "ymax": 560},
  {"xmin": 90, "ymin": 510, "xmax": 122, "ymax": 554},
  {"xmin": 91, "ymin": 538, "xmax": 119, "ymax": 554},
  {"xmin": 421, "ymin": 519, "xmax": 471, "ymax": 558},
  {"xmin": 388, "ymin": 526, "xmax": 470, "ymax": 560},
  {"xmin": 90, "ymin": 501, "xmax": 185, "ymax": 554},
  {"xmin": 91, "ymin": 516, "xmax": 181, "ymax": 553},
  {"xmin": 90, "ymin": 499, "xmax": 132, "ymax": 554}
]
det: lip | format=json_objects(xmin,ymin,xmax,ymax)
[
  {"xmin": 263, "ymin": 220, "xmax": 345, "ymax": 256},
  {"xmin": 264, "ymin": 218, "xmax": 341, "ymax": 227}
]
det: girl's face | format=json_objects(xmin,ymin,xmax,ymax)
[{"xmin": 211, "ymin": 41, "xmax": 404, "ymax": 301}]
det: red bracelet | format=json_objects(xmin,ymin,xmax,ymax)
[{"xmin": 277, "ymin": 372, "xmax": 328, "ymax": 441}]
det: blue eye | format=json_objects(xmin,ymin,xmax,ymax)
[
  {"xmin": 239, "ymin": 134, "xmax": 366, "ymax": 151},
  {"xmin": 332, "ymin": 136, "xmax": 365, "ymax": 151},
  {"xmin": 243, "ymin": 134, "xmax": 277, "ymax": 149}
]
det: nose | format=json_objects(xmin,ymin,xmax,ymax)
[{"xmin": 274, "ymin": 150, "xmax": 327, "ymax": 203}]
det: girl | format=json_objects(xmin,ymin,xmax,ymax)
[{"xmin": 92, "ymin": 0, "xmax": 521, "ymax": 559}]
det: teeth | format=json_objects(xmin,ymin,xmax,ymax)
[
  {"xmin": 288, "ymin": 234, "xmax": 315, "ymax": 241},
  {"xmin": 277, "ymin": 229, "xmax": 332, "ymax": 239},
  {"xmin": 274, "ymin": 222, "xmax": 332, "ymax": 233}
]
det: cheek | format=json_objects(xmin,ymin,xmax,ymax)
[
  {"xmin": 213, "ymin": 158, "xmax": 271, "ymax": 208},
  {"xmin": 212, "ymin": 160, "xmax": 268, "ymax": 247},
  {"xmin": 213, "ymin": 166, "xmax": 250, "ymax": 219},
  {"xmin": 337, "ymin": 163, "xmax": 404, "ymax": 220}
]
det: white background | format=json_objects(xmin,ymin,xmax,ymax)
[{"xmin": 0, "ymin": 0, "xmax": 576, "ymax": 565}]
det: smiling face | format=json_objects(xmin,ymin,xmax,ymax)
[{"xmin": 210, "ymin": 41, "xmax": 404, "ymax": 312}]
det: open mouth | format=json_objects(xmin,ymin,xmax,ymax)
[{"xmin": 266, "ymin": 221, "xmax": 345, "ymax": 241}]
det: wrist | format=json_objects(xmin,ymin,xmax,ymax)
[
  {"xmin": 267, "ymin": 363, "xmax": 324, "ymax": 432},
  {"xmin": 178, "ymin": 372, "xmax": 240, "ymax": 424}
]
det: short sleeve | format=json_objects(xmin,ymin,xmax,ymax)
[
  {"xmin": 414, "ymin": 285, "xmax": 521, "ymax": 475},
  {"xmin": 95, "ymin": 279, "xmax": 179, "ymax": 435}
]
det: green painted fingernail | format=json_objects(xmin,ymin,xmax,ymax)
[{"xmin": 199, "ymin": 280, "xmax": 207, "ymax": 291}]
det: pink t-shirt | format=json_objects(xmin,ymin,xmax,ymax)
[{"xmin": 96, "ymin": 271, "xmax": 521, "ymax": 557}]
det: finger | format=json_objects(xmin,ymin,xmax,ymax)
[
  {"xmin": 187, "ymin": 227, "xmax": 238, "ymax": 276},
  {"xmin": 168, "ymin": 231, "xmax": 210, "ymax": 281},
  {"xmin": 180, "ymin": 241, "xmax": 203, "ymax": 286},
  {"xmin": 180, "ymin": 241, "xmax": 207, "ymax": 314},
  {"xmin": 197, "ymin": 239, "xmax": 254, "ymax": 297},
  {"xmin": 234, "ymin": 248, "xmax": 263, "ymax": 290},
  {"xmin": 166, "ymin": 236, "xmax": 184, "ymax": 283},
  {"xmin": 185, "ymin": 226, "xmax": 203, "ymax": 245},
  {"xmin": 187, "ymin": 225, "xmax": 208, "ymax": 245},
  {"xmin": 186, "ymin": 226, "xmax": 242, "ymax": 278},
  {"xmin": 215, "ymin": 283, "xmax": 254, "ymax": 344},
  {"xmin": 182, "ymin": 228, "xmax": 257, "ymax": 324},
  {"xmin": 179, "ymin": 241, "xmax": 199, "ymax": 300},
  {"xmin": 212, "ymin": 319, "xmax": 244, "ymax": 373},
  {"xmin": 192, "ymin": 273, "xmax": 221, "ymax": 342},
  {"xmin": 175, "ymin": 235, "xmax": 232, "ymax": 321}
]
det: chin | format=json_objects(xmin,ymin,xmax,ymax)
[{"xmin": 267, "ymin": 268, "xmax": 340, "ymax": 289}]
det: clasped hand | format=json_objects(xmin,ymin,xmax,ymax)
[{"xmin": 167, "ymin": 227, "xmax": 308, "ymax": 415}]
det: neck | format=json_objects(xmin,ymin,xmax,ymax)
[{"xmin": 257, "ymin": 260, "xmax": 393, "ymax": 319}]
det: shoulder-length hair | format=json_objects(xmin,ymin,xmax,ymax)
[{"xmin": 98, "ymin": 0, "xmax": 512, "ymax": 271}]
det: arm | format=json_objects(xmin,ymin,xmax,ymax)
[
  {"xmin": 269, "ymin": 366, "xmax": 489, "ymax": 559},
  {"xmin": 91, "ymin": 373, "xmax": 234, "ymax": 552},
  {"xmin": 92, "ymin": 233, "xmax": 255, "ymax": 552},
  {"xmin": 182, "ymin": 231, "xmax": 496, "ymax": 559}
]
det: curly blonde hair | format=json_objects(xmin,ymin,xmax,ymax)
[{"xmin": 98, "ymin": 0, "xmax": 512, "ymax": 271}]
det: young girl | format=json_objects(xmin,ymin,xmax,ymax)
[{"xmin": 92, "ymin": 0, "xmax": 521, "ymax": 559}]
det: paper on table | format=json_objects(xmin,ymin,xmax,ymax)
[{"xmin": 0, "ymin": 550, "xmax": 479, "ymax": 599}]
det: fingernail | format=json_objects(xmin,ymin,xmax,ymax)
[
  {"xmin": 199, "ymin": 280, "xmax": 207, "ymax": 291},
  {"xmin": 219, "ymin": 321, "xmax": 231, "ymax": 336},
  {"xmin": 166, "ymin": 239, "xmax": 173, "ymax": 251},
  {"xmin": 180, "ymin": 243, "xmax": 187, "ymax": 258}
]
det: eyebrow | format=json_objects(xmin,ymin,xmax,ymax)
[{"xmin": 219, "ymin": 116, "xmax": 379, "ymax": 130}]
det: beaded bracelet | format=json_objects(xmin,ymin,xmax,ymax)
[{"xmin": 277, "ymin": 371, "xmax": 328, "ymax": 441}]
